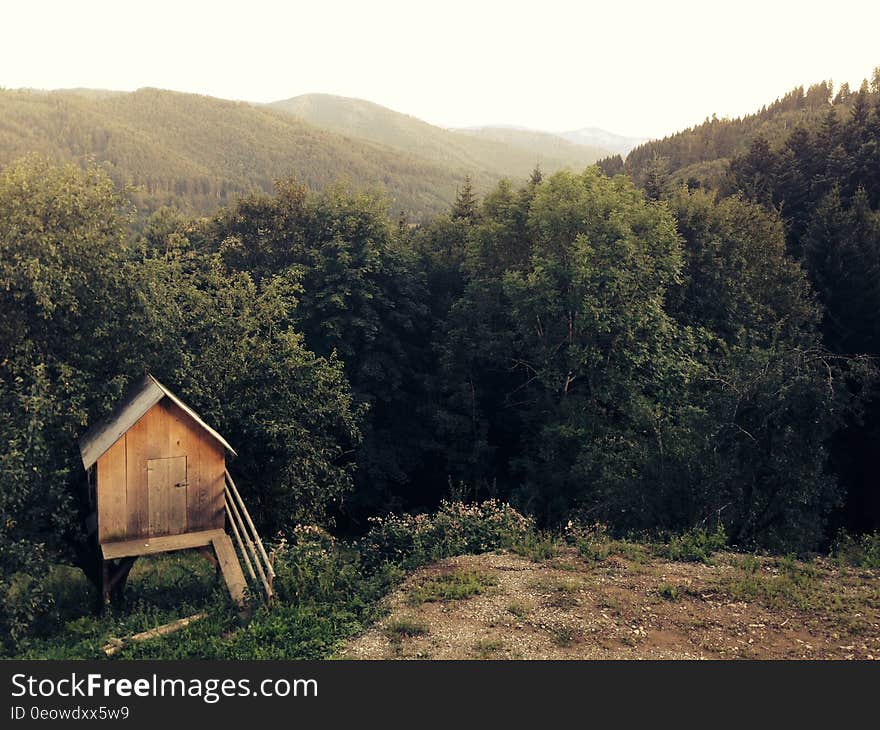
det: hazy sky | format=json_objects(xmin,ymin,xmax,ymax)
[{"xmin": 3, "ymin": 1, "xmax": 879, "ymax": 138}]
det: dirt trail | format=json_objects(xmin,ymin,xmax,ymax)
[{"xmin": 341, "ymin": 548, "xmax": 880, "ymax": 660}]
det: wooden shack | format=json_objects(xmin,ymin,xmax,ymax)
[{"xmin": 79, "ymin": 375, "xmax": 273, "ymax": 607}]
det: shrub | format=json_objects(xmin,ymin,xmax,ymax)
[
  {"xmin": 0, "ymin": 539, "xmax": 54, "ymax": 655},
  {"xmin": 272, "ymin": 525, "xmax": 399, "ymax": 609},
  {"xmin": 564, "ymin": 521, "xmax": 612, "ymax": 562},
  {"xmin": 831, "ymin": 530, "xmax": 880, "ymax": 569},
  {"xmin": 360, "ymin": 500, "xmax": 534, "ymax": 570},
  {"xmin": 510, "ymin": 530, "xmax": 559, "ymax": 562},
  {"xmin": 665, "ymin": 525, "xmax": 727, "ymax": 563}
]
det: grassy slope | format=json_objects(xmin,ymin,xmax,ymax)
[{"xmin": 16, "ymin": 537, "xmax": 879, "ymax": 660}]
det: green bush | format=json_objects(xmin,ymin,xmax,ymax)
[
  {"xmin": 0, "ymin": 539, "xmax": 55, "ymax": 655},
  {"xmin": 831, "ymin": 530, "xmax": 880, "ymax": 569},
  {"xmin": 665, "ymin": 525, "xmax": 727, "ymax": 563},
  {"xmin": 510, "ymin": 530, "xmax": 560, "ymax": 562},
  {"xmin": 360, "ymin": 500, "xmax": 534, "ymax": 570}
]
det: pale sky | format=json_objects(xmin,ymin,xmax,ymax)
[{"xmin": 2, "ymin": 0, "xmax": 878, "ymax": 139}]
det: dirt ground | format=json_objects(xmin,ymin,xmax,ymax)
[{"xmin": 341, "ymin": 548, "xmax": 880, "ymax": 660}]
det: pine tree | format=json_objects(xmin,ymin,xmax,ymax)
[{"xmin": 451, "ymin": 175, "xmax": 479, "ymax": 220}]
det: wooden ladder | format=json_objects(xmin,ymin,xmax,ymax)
[{"xmin": 222, "ymin": 470, "xmax": 276, "ymax": 605}]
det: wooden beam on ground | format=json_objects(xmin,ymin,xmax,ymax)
[
  {"xmin": 197, "ymin": 546, "xmax": 218, "ymax": 569},
  {"xmin": 102, "ymin": 613, "xmax": 207, "ymax": 656}
]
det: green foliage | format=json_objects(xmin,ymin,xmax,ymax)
[
  {"xmin": 564, "ymin": 522, "xmax": 652, "ymax": 564},
  {"xmin": 384, "ymin": 617, "xmax": 429, "ymax": 640},
  {"xmin": 664, "ymin": 525, "xmax": 727, "ymax": 563},
  {"xmin": 0, "ymin": 157, "xmax": 362, "ymax": 639},
  {"xmin": 360, "ymin": 500, "xmax": 535, "ymax": 570},
  {"xmin": 204, "ymin": 182, "xmax": 435, "ymax": 517},
  {"xmin": 831, "ymin": 530, "xmax": 880, "ymax": 569},
  {"xmin": 509, "ymin": 531, "xmax": 560, "ymax": 562}
]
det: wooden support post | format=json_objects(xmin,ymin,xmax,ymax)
[
  {"xmin": 197, "ymin": 546, "xmax": 219, "ymax": 571},
  {"xmin": 101, "ymin": 558, "xmax": 110, "ymax": 609},
  {"xmin": 107, "ymin": 557, "xmax": 137, "ymax": 596}
]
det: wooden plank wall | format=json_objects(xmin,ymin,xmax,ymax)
[
  {"xmin": 96, "ymin": 437, "xmax": 127, "ymax": 543},
  {"xmin": 96, "ymin": 399, "xmax": 226, "ymax": 544}
]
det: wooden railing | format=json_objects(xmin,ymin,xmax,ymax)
[{"xmin": 224, "ymin": 470, "xmax": 275, "ymax": 601}]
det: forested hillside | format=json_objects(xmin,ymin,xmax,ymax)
[
  {"xmin": 269, "ymin": 94, "xmax": 608, "ymax": 177},
  {"xmin": 0, "ymin": 88, "xmax": 473, "ymax": 217},
  {"xmin": 621, "ymin": 73, "xmax": 880, "ymax": 188},
  {"xmin": 622, "ymin": 68, "xmax": 880, "ymax": 535},
  {"xmin": 3, "ymin": 69, "xmax": 880, "ymax": 658},
  {"xmin": 0, "ymin": 88, "xmax": 610, "ymax": 220}
]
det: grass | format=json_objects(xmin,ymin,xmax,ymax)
[
  {"xmin": 12, "ymin": 543, "xmax": 399, "ymax": 660},
  {"xmin": 406, "ymin": 569, "xmax": 497, "ymax": 606},
  {"xmin": 10, "ymin": 509, "xmax": 879, "ymax": 660},
  {"xmin": 575, "ymin": 533, "xmax": 652, "ymax": 566},
  {"xmin": 472, "ymin": 637, "xmax": 505, "ymax": 658},
  {"xmin": 510, "ymin": 531, "xmax": 560, "ymax": 562},
  {"xmin": 663, "ymin": 526, "xmax": 727, "ymax": 563},
  {"xmin": 547, "ymin": 624, "xmax": 579, "ymax": 647},
  {"xmin": 385, "ymin": 617, "xmax": 429, "ymax": 641},
  {"xmin": 506, "ymin": 600, "xmax": 532, "ymax": 619},
  {"xmin": 713, "ymin": 553, "xmax": 880, "ymax": 636},
  {"xmin": 831, "ymin": 530, "xmax": 880, "ymax": 569}
]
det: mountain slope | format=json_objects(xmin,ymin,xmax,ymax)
[
  {"xmin": 0, "ymin": 88, "xmax": 480, "ymax": 217},
  {"xmin": 452, "ymin": 125, "xmax": 607, "ymax": 170},
  {"xmin": 268, "ymin": 94, "xmax": 608, "ymax": 178},
  {"xmin": 622, "ymin": 80, "xmax": 877, "ymax": 185},
  {"xmin": 559, "ymin": 127, "xmax": 648, "ymax": 156}
]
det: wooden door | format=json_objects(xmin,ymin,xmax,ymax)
[{"xmin": 147, "ymin": 456, "xmax": 188, "ymax": 536}]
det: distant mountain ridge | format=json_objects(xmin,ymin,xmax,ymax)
[
  {"xmin": 558, "ymin": 127, "xmax": 649, "ymax": 156},
  {"xmin": 0, "ymin": 87, "xmax": 476, "ymax": 218},
  {"xmin": 267, "ymin": 94, "xmax": 611, "ymax": 179},
  {"xmin": 0, "ymin": 87, "xmax": 633, "ymax": 219}
]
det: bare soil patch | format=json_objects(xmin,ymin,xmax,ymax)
[{"xmin": 340, "ymin": 548, "xmax": 880, "ymax": 660}]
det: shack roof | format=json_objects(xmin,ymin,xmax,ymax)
[{"xmin": 78, "ymin": 374, "xmax": 236, "ymax": 469}]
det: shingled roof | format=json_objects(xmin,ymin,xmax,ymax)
[{"xmin": 78, "ymin": 374, "xmax": 236, "ymax": 469}]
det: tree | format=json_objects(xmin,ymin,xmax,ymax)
[
  {"xmin": 205, "ymin": 183, "xmax": 435, "ymax": 519},
  {"xmin": 451, "ymin": 175, "xmax": 479, "ymax": 221},
  {"xmin": 0, "ymin": 160, "xmax": 363, "ymax": 640}
]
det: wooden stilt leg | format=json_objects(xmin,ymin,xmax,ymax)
[
  {"xmin": 197, "ymin": 546, "xmax": 219, "ymax": 572},
  {"xmin": 107, "ymin": 557, "xmax": 137, "ymax": 603},
  {"xmin": 101, "ymin": 558, "xmax": 110, "ymax": 609}
]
